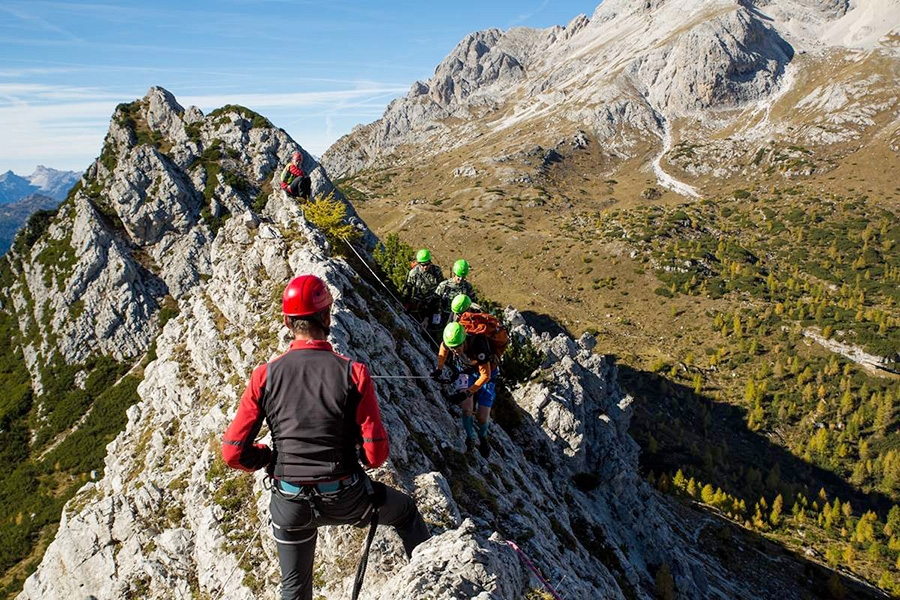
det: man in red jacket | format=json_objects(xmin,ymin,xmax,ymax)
[
  {"xmin": 222, "ymin": 274, "xmax": 430, "ymax": 600},
  {"xmin": 280, "ymin": 150, "xmax": 311, "ymax": 200}
]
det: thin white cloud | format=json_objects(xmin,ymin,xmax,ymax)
[
  {"xmin": 0, "ymin": 84, "xmax": 405, "ymax": 173},
  {"xmin": 509, "ymin": 0, "xmax": 551, "ymax": 27},
  {"xmin": 0, "ymin": 66, "xmax": 86, "ymax": 77},
  {"xmin": 0, "ymin": 83, "xmax": 120, "ymax": 103},
  {"xmin": 0, "ymin": 5, "xmax": 83, "ymax": 42},
  {"xmin": 179, "ymin": 87, "xmax": 408, "ymax": 111}
]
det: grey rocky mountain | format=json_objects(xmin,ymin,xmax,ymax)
[
  {"xmin": 0, "ymin": 172, "xmax": 39, "ymax": 204},
  {"xmin": 25, "ymin": 166, "xmax": 81, "ymax": 201},
  {"xmin": 0, "ymin": 167, "xmax": 81, "ymax": 254},
  {"xmin": 321, "ymin": 0, "xmax": 899, "ymax": 195},
  {"xmin": 0, "ymin": 166, "xmax": 80, "ymax": 203},
  {"xmin": 7, "ymin": 87, "xmax": 882, "ymax": 600}
]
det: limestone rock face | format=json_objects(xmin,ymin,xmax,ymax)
[
  {"xmin": 19, "ymin": 151, "xmax": 752, "ymax": 599},
  {"xmin": 2, "ymin": 86, "xmax": 348, "ymax": 380},
  {"xmin": 322, "ymin": 0, "xmax": 797, "ymax": 176},
  {"xmin": 321, "ymin": 0, "xmax": 899, "ymax": 195}
]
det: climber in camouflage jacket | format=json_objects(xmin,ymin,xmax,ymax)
[
  {"xmin": 403, "ymin": 249, "xmax": 444, "ymax": 338},
  {"xmin": 435, "ymin": 259, "xmax": 475, "ymax": 325}
]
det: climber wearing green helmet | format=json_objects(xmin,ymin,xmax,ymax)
[
  {"xmin": 430, "ymin": 321, "xmax": 499, "ymax": 458},
  {"xmin": 449, "ymin": 293, "xmax": 483, "ymax": 323},
  {"xmin": 435, "ymin": 258, "xmax": 476, "ymax": 326},
  {"xmin": 403, "ymin": 248, "xmax": 444, "ymax": 341}
]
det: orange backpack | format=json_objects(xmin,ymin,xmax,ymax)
[{"xmin": 458, "ymin": 312, "xmax": 509, "ymax": 359}]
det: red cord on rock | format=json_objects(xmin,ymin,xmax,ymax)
[{"xmin": 505, "ymin": 540, "xmax": 564, "ymax": 600}]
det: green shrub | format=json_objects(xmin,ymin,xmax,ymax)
[
  {"xmin": 502, "ymin": 333, "xmax": 546, "ymax": 386},
  {"xmin": 373, "ymin": 233, "xmax": 415, "ymax": 296},
  {"xmin": 207, "ymin": 105, "xmax": 272, "ymax": 129},
  {"xmin": 12, "ymin": 209, "xmax": 57, "ymax": 255},
  {"xmin": 303, "ymin": 193, "xmax": 362, "ymax": 252}
]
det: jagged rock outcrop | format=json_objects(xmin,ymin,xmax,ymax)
[
  {"xmin": 14, "ymin": 91, "xmax": 760, "ymax": 600},
  {"xmin": 1, "ymin": 86, "xmax": 352, "ymax": 380},
  {"xmin": 18, "ymin": 177, "xmax": 747, "ymax": 599},
  {"xmin": 322, "ymin": 0, "xmax": 899, "ymax": 197}
]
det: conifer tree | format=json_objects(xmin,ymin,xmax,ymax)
[
  {"xmin": 841, "ymin": 501, "xmax": 852, "ymax": 521},
  {"xmin": 673, "ymin": 470, "xmax": 686, "ymax": 492},
  {"xmin": 885, "ymin": 505, "xmax": 900, "ymax": 537},
  {"xmin": 855, "ymin": 511, "xmax": 878, "ymax": 544},
  {"xmin": 713, "ymin": 488, "xmax": 727, "ymax": 509},
  {"xmin": 770, "ymin": 494, "xmax": 783, "ymax": 527},
  {"xmin": 701, "ymin": 484, "xmax": 715, "ymax": 505},
  {"xmin": 752, "ymin": 503, "xmax": 766, "ymax": 530}
]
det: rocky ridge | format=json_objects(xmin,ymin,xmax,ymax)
[
  {"xmin": 321, "ymin": 0, "xmax": 899, "ymax": 195},
  {"xmin": 0, "ymin": 87, "xmax": 360, "ymax": 595},
  {"xmin": 1, "ymin": 86, "xmax": 348, "ymax": 386},
  {"xmin": 8, "ymin": 89, "xmax": 763, "ymax": 599}
]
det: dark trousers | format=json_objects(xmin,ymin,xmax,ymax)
[
  {"xmin": 408, "ymin": 298, "xmax": 441, "ymax": 347},
  {"xmin": 270, "ymin": 475, "xmax": 430, "ymax": 600},
  {"xmin": 288, "ymin": 176, "xmax": 311, "ymax": 200}
]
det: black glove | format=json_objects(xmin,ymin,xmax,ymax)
[
  {"xmin": 430, "ymin": 368, "xmax": 443, "ymax": 380},
  {"xmin": 447, "ymin": 391, "xmax": 468, "ymax": 405}
]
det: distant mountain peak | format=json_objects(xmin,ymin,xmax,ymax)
[{"xmin": 0, "ymin": 166, "xmax": 80, "ymax": 204}]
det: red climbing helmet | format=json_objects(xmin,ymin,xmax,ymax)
[
  {"xmin": 292, "ymin": 150, "xmax": 302, "ymax": 162},
  {"xmin": 282, "ymin": 275, "xmax": 333, "ymax": 316}
]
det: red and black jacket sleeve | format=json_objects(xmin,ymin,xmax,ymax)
[
  {"xmin": 352, "ymin": 362, "xmax": 389, "ymax": 468},
  {"xmin": 222, "ymin": 363, "xmax": 272, "ymax": 471}
]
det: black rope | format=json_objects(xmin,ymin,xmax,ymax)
[
  {"xmin": 340, "ymin": 236, "xmax": 442, "ymax": 348},
  {"xmin": 350, "ymin": 508, "xmax": 380, "ymax": 600}
]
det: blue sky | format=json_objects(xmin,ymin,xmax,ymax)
[{"xmin": 0, "ymin": 1, "xmax": 598, "ymax": 175}]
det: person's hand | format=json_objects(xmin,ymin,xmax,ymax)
[
  {"xmin": 430, "ymin": 368, "xmax": 443, "ymax": 381},
  {"xmin": 260, "ymin": 446, "xmax": 273, "ymax": 474}
]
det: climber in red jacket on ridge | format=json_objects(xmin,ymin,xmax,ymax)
[
  {"xmin": 280, "ymin": 150, "xmax": 311, "ymax": 200},
  {"xmin": 222, "ymin": 274, "xmax": 430, "ymax": 600}
]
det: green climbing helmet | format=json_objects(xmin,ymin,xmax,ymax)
[
  {"xmin": 453, "ymin": 259, "xmax": 470, "ymax": 277},
  {"xmin": 443, "ymin": 322, "xmax": 466, "ymax": 348},
  {"xmin": 416, "ymin": 248, "xmax": 431, "ymax": 263},
  {"xmin": 451, "ymin": 293, "xmax": 472, "ymax": 315}
]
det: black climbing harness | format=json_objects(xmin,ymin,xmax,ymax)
[{"xmin": 266, "ymin": 472, "xmax": 383, "ymax": 600}]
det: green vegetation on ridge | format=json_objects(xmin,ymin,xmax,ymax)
[
  {"xmin": 0, "ymin": 249, "xmax": 143, "ymax": 597},
  {"xmin": 601, "ymin": 187, "xmax": 900, "ymax": 594}
]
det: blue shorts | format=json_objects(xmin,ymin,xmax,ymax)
[{"xmin": 467, "ymin": 369, "xmax": 499, "ymax": 408}]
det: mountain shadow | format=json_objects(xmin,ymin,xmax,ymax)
[
  {"xmin": 621, "ymin": 364, "xmax": 896, "ymax": 518},
  {"xmin": 520, "ymin": 310, "xmax": 573, "ymax": 339},
  {"xmin": 481, "ymin": 359, "xmax": 887, "ymax": 599}
]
